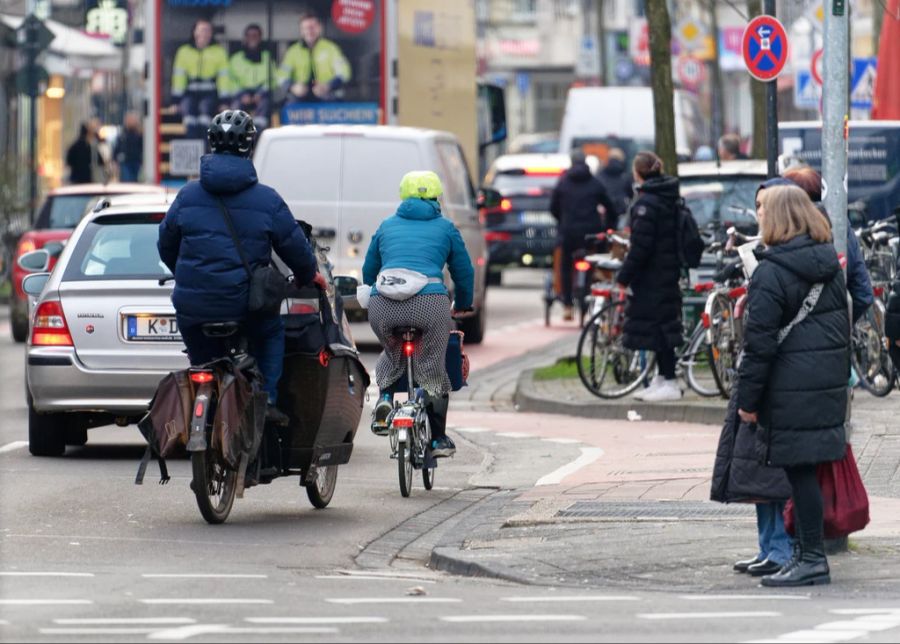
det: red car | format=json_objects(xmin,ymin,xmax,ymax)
[{"xmin": 10, "ymin": 184, "xmax": 167, "ymax": 342}]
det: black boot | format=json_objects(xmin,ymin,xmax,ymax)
[
  {"xmin": 761, "ymin": 544, "xmax": 830, "ymax": 587},
  {"xmin": 425, "ymin": 393, "xmax": 449, "ymax": 442}
]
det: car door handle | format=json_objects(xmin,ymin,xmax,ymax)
[{"xmin": 313, "ymin": 228, "xmax": 337, "ymax": 239}]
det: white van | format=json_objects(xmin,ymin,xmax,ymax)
[
  {"xmin": 254, "ymin": 125, "xmax": 489, "ymax": 343},
  {"xmin": 558, "ymin": 86, "xmax": 704, "ymax": 161}
]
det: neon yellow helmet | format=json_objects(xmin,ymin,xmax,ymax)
[{"xmin": 399, "ymin": 171, "xmax": 443, "ymax": 200}]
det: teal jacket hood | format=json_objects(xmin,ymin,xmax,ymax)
[{"xmin": 396, "ymin": 198, "xmax": 443, "ymax": 221}]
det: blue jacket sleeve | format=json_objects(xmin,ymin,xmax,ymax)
[
  {"xmin": 158, "ymin": 196, "xmax": 182, "ymax": 274},
  {"xmin": 270, "ymin": 198, "xmax": 317, "ymax": 286},
  {"xmin": 845, "ymin": 228, "xmax": 873, "ymax": 323},
  {"xmin": 446, "ymin": 222, "xmax": 475, "ymax": 310},
  {"xmin": 362, "ymin": 227, "xmax": 382, "ymax": 286}
]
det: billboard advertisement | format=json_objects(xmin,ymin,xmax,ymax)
[{"xmin": 155, "ymin": 0, "xmax": 384, "ymax": 185}]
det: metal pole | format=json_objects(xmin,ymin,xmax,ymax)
[
  {"xmin": 823, "ymin": 0, "xmax": 848, "ymax": 257},
  {"xmin": 764, "ymin": 0, "xmax": 777, "ymax": 179}
]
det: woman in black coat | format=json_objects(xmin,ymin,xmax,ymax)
[
  {"xmin": 616, "ymin": 152, "xmax": 684, "ymax": 402},
  {"xmin": 737, "ymin": 184, "xmax": 850, "ymax": 587}
]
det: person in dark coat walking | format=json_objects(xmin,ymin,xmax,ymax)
[
  {"xmin": 596, "ymin": 148, "xmax": 633, "ymax": 224},
  {"xmin": 114, "ymin": 111, "xmax": 144, "ymax": 183},
  {"xmin": 737, "ymin": 184, "xmax": 850, "ymax": 587},
  {"xmin": 158, "ymin": 110, "xmax": 322, "ymax": 423},
  {"xmin": 616, "ymin": 151, "xmax": 684, "ymax": 402},
  {"xmin": 65, "ymin": 124, "xmax": 96, "ymax": 185},
  {"xmin": 549, "ymin": 148, "xmax": 618, "ymax": 321}
]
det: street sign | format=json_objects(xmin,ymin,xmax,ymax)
[
  {"xmin": 811, "ymin": 48, "xmax": 824, "ymax": 85},
  {"xmin": 806, "ymin": 1, "xmax": 825, "ymax": 31},
  {"xmin": 516, "ymin": 72, "xmax": 530, "ymax": 95},
  {"xmin": 575, "ymin": 35, "xmax": 601, "ymax": 78},
  {"xmin": 676, "ymin": 17, "xmax": 708, "ymax": 53},
  {"xmin": 850, "ymin": 58, "xmax": 877, "ymax": 109},
  {"xmin": 15, "ymin": 14, "xmax": 55, "ymax": 53},
  {"xmin": 742, "ymin": 15, "xmax": 789, "ymax": 82},
  {"xmin": 676, "ymin": 55, "xmax": 706, "ymax": 89},
  {"xmin": 794, "ymin": 69, "xmax": 820, "ymax": 110}
]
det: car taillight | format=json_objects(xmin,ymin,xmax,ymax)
[
  {"xmin": 500, "ymin": 198, "xmax": 513, "ymax": 212},
  {"xmin": 574, "ymin": 260, "xmax": 592, "ymax": 272},
  {"xmin": 484, "ymin": 231, "xmax": 512, "ymax": 243},
  {"xmin": 16, "ymin": 238, "xmax": 37, "ymax": 257},
  {"xmin": 524, "ymin": 167, "xmax": 564, "ymax": 176},
  {"xmin": 190, "ymin": 371, "xmax": 214, "ymax": 384},
  {"xmin": 31, "ymin": 301, "xmax": 73, "ymax": 346}
]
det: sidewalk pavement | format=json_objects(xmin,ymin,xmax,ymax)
[{"xmin": 423, "ymin": 379, "xmax": 900, "ymax": 594}]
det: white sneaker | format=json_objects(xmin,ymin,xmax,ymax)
[
  {"xmin": 641, "ymin": 379, "xmax": 683, "ymax": 402},
  {"xmin": 633, "ymin": 375, "xmax": 665, "ymax": 401}
]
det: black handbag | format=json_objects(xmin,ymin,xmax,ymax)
[{"xmin": 216, "ymin": 196, "xmax": 287, "ymax": 315}]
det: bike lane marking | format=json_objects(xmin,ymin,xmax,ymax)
[
  {"xmin": 679, "ymin": 595, "xmax": 809, "ymax": 601},
  {"xmin": 314, "ymin": 575, "xmax": 436, "ymax": 584},
  {"xmin": 54, "ymin": 618, "xmax": 196, "ymax": 625},
  {"xmin": 442, "ymin": 615, "xmax": 587, "ymax": 623},
  {"xmin": 0, "ymin": 571, "xmax": 94, "ymax": 577},
  {"xmin": 141, "ymin": 573, "xmax": 268, "ymax": 579},
  {"xmin": 140, "ymin": 598, "xmax": 274, "ymax": 605},
  {"xmin": 0, "ymin": 441, "xmax": 28, "ymax": 455},
  {"xmin": 327, "ymin": 597, "xmax": 462, "ymax": 605},
  {"xmin": 500, "ymin": 596, "xmax": 639, "ymax": 603},
  {"xmin": 148, "ymin": 625, "xmax": 338, "ymax": 640},
  {"xmin": 245, "ymin": 617, "xmax": 389, "ymax": 625},
  {"xmin": 535, "ymin": 447, "xmax": 604, "ymax": 487},
  {"xmin": 745, "ymin": 610, "xmax": 900, "ymax": 644},
  {"xmin": 639, "ymin": 611, "xmax": 781, "ymax": 619},
  {"xmin": 0, "ymin": 599, "xmax": 92, "ymax": 605}
]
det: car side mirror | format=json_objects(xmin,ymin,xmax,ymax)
[
  {"xmin": 22, "ymin": 272, "xmax": 50, "ymax": 297},
  {"xmin": 478, "ymin": 187, "xmax": 502, "ymax": 210},
  {"xmin": 333, "ymin": 275, "xmax": 359, "ymax": 298},
  {"xmin": 17, "ymin": 249, "xmax": 50, "ymax": 273}
]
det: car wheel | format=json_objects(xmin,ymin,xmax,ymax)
[
  {"xmin": 28, "ymin": 396, "xmax": 67, "ymax": 457},
  {"xmin": 459, "ymin": 299, "xmax": 486, "ymax": 345},
  {"xmin": 10, "ymin": 302, "xmax": 28, "ymax": 343},
  {"xmin": 65, "ymin": 422, "xmax": 88, "ymax": 447}
]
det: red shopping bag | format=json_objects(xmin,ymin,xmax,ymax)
[{"xmin": 784, "ymin": 444, "xmax": 870, "ymax": 539}]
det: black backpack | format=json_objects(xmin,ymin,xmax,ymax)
[{"xmin": 675, "ymin": 198, "xmax": 704, "ymax": 269}]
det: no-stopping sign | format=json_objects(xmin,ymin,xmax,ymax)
[{"xmin": 742, "ymin": 15, "xmax": 789, "ymax": 82}]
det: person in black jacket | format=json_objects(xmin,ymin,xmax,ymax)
[
  {"xmin": 885, "ymin": 205, "xmax": 900, "ymax": 369},
  {"xmin": 65, "ymin": 124, "xmax": 96, "ymax": 184},
  {"xmin": 596, "ymin": 148, "xmax": 633, "ymax": 224},
  {"xmin": 616, "ymin": 151, "xmax": 684, "ymax": 402},
  {"xmin": 737, "ymin": 184, "xmax": 850, "ymax": 587},
  {"xmin": 550, "ymin": 149, "xmax": 617, "ymax": 321}
]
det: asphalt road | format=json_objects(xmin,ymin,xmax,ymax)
[{"xmin": 2, "ymin": 271, "xmax": 900, "ymax": 642}]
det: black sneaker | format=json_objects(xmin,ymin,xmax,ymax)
[
  {"xmin": 371, "ymin": 395, "xmax": 392, "ymax": 436},
  {"xmin": 431, "ymin": 436, "xmax": 456, "ymax": 458},
  {"xmin": 265, "ymin": 405, "xmax": 290, "ymax": 427}
]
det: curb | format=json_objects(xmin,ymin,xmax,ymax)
[{"xmin": 514, "ymin": 369, "xmax": 727, "ymax": 426}]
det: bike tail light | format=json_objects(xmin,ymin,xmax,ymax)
[
  {"xmin": 574, "ymin": 260, "xmax": 592, "ymax": 272},
  {"xmin": 500, "ymin": 198, "xmax": 513, "ymax": 212},
  {"xmin": 393, "ymin": 417, "xmax": 414, "ymax": 428},
  {"xmin": 403, "ymin": 341, "xmax": 415, "ymax": 357},
  {"xmin": 190, "ymin": 371, "xmax": 214, "ymax": 384},
  {"xmin": 31, "ymin": 301, "xmax": 73, "ymax": 346},
  {"xmin": 701, "ymin": 312, "xmax": 711, "ymax": 329}
]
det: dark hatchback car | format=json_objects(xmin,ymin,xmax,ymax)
[{"xmin": 480, "ymin": 154, "xmax": 576, "ymax": 285}]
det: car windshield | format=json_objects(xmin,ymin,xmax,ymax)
[
  {"xmin": 679, "ymin": 176, "xmax": 760, "ymax": 232},
  {"xmin": 490, "ymin": 173, "xmax": 561, "ymax": 196},
  {"xmin": 65, "ymin": 217, "xmax": 171, "ymax": 280},
  {"xmin": 46, "ymin": 194, "xmax": 100, "ymax": 229}
]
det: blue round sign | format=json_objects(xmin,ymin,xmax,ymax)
[{"xmin": 742, "ymin": 15, "xmax": 789, "ymax": 82}]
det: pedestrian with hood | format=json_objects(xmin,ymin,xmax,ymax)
[
  {"xmin": 616, "ymin": 151, "xmax": 684, "ymax": 402},
  {"xmin": 737, "ymin": 184, "xmax": 850, "ymax": 587},
  {"xmin": 549, "ymin": 148, "xmax": 618, "ymax": 321},
  {"xmin": 65, "ymin": 123, "xmax": 96, "ymax": 185},
  {"xmin": 596, "ymin": 147, "xmax": 634, "ymax": 223}
]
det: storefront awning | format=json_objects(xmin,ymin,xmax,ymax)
[{"xmin": 0, "ymin": 13, "xmax": 121, "ymax": 74}]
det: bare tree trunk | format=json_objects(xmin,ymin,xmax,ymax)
[
  {"xmin": 646, "ymin": 0, "xmax": 678, "ymax": 176},
  {"xmin": 747, "ymin": 0, "xmax": 767, "ymax": 158},
  {"xmin": 596, "ymin": 0, "xmax": 607, "ymax": 85}
]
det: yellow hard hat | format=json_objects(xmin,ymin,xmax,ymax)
[{"xmin": 399, "ymin": 171, "xmax": 443, "ymax": 200}]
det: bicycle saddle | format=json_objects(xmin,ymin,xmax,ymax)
[{"xmin": 201, "ymin": 321, "xmax": 241, "ymax": 338}]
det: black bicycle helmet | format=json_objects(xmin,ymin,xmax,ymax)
[{"xmin": 207, "ymin": 110, "xmax": 256, "ymax": 157}]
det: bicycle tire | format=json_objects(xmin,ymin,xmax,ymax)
[
  {"xmin": 191, "ymin": 449, "xmax": 237, "ymax": 525},
  {"xmin": 683, "ymin": 322, "xmax": 721, "ymax": 398},
  {"xmin": 852, "ymin": 302, "xmax": 894, "ymax": 397},
  {"xmin": 576, "ymin": 301, "xmax": 652, "ymax": 399},
  {"xmin": 706, "ymin": 293, "xmax": 738, "ymax": 398},
  {"xmin": 306, "ymin": 465, "xmax": 338, "ymax": 509},
  {"xmin": 398, "ymin": 440, "xmax": 413, "ymax": 498}
]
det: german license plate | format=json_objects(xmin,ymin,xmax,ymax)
[
  {"xmin": 521, "ymin": 211, "xmax": 554, "ymax": 225},
  {"xmin": 126, "ymin": 315, "xmax": 181, "ymax": 341}
]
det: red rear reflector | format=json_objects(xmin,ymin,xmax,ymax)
[
  {"xmin": 403, "ymin": 341, "xmax": 415, "ymax": 357},
  {"xmin": 574, "ymin": 260, "xmax": 592, "ymax": 272},
  {"xmin": 591, "ymin": 288, "xmax": 611, "ymax": 297},
  {"xmin": 289, "ymin": 303, "xmax": 317, "ymax": 315},
  {"xmin": 484, "ymin": 231, "xmax": 512, "ymax": 243},
  {"xmin": 694, "ymin": 282, "xmax": 715, "ymax": 293},
  {"xmin": 194, "ymin": 401, "xmax": 204, "ymax": 417},
  {"xmin": 393, "ymin": 417, "xmax": 414, "ymax": 428},
  {"xmin": 500, "ymin": 198, "xmax": 513, "ymax": 211},
  {"xmin": 729, "ymin": 286, "xmax": 747, "ymax": 299},
  {"xmin": 874, "ymin": 286, "xmax": 885, "ymax": 298},
  {"xmin": 31, "ymin": 301, "xmax": 73, "ymax": 347},
  {"xmin": 190, "ymin": 371, "xmax": 214, "ymax": 384},
  {"xmin": 701, "ymin": 312, "xmax": 711, "ymax": 329}
]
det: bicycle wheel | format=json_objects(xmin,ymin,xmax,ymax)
[
  {"xmin": 852, "ymin": 302, "xmax": 894, "ymax": 397},
  {"xmin": 706, "ymin": 293, "xmax": 739, "ymax": 398},
  {"xmin": 420, "ymin": 414, "xmax": 434, "ymax": 491},
  {"xmin": 306, "ymin": 465, "xmax": 338, "ymax": 509},
  {"xmin": 683, "ymin": 322, "xmax": 721, "ymax": 398},
  {"xmin": 191, "ymin": 449, "xmax": 237, "ymax": 525},
  {"xmin": 398, "ymin": 440, "xmax": 413, "ymax": 497},
  {"xmin": 576, "ymin": 301, "xmax": 653, "ymax": 399}
]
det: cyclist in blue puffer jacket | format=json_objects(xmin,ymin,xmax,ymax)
[
  {"xmin": 158, "ymin": 110, "xmax": 323, "ymax": 424},
  {"xmin": 362, "ymin": 171, "xmax": 475, "ymax": 458}
]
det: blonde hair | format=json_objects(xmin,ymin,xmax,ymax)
[{"xmin": 759, "ymin": 185, "xmax": 833, "ymax": 246}]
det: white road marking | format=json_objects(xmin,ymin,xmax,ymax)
[
  {"xmin": 679, "ymin": 594, "xmax": 809, "ymax": 601},
  {"xmin": 0, "ymin": 441, "xmax": 28, "ymax": 455},
  {"xmin": 746, "ymin": 632, "xmax": 866, "ymax": 643},
  {"xmin": 442, "ymin": 615, "xmax": 587, "ymax": 623},
  {"xmin": 149, "ymin": 624, "xmax": 337, "ymax": 640},
  {"xmin": 54, "ymin": 618, "xmax": 196, "ymax": 625},
  {"xmin": 327, "ymin": 597, "xmax": 461, "ymax": 605},
  {"xmin": 40, "ymin": 628, "xmax": 163, "ymax": 635},
  {"xmin": 501, "ymin": 595, "xmax": 639, "ymax": 603},
  {"xmin": 747, "ymin": 611, "xmax": 900, "ymax": 644},
  {"xmin": 496, "ymin": 432, "xmax": 532, "ymax": 438},
  {"xmin": 830, "ymin": 609, "xmax": 900, "ymax": 615},
  {"xmin": 0, "ymin": 571, "xmax": 95, "ymax": 577},
  {"xmin": 245, "ymin": 617, "xmax": 388, "ymax": 625},
  {"xmin": 314, "ymin": 575, "xmax": 436, "ymax": 584},
  {"xmin": 141, "ymin": 573, "xmax": 268, "ymax": 579},
  {"xmin": 140, "ymin": 598, "xmax": 273, "ymax": 605},
  {"xmin": 452, "ymin": 427, "xmax": 491, "ymax": 434},
  {"xmin": 541, "ymin": 438, "xmax": 582, "ymax": 445},
  {"xmin": 535, "ymin": 447, "xmax": 604, "ymax": 486},
  {"xmin": 640, "ymin": 611, "xmax": 781, "ymax": 620},
  {"xmin": 0, "ymin": 599, "xmax": 93, "ymax": 605}
]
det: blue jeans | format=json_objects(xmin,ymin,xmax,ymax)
[
  {"xmin": 179, "ymin": 314, "xmax": 285, "ymax": 404},
  {"xmin": 119, "ymin": 162, "xmax": 141, "ymax": 182},
  {"xmin": 755, "ymin": 501, "xmax": 792, "ymax": 565}
]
